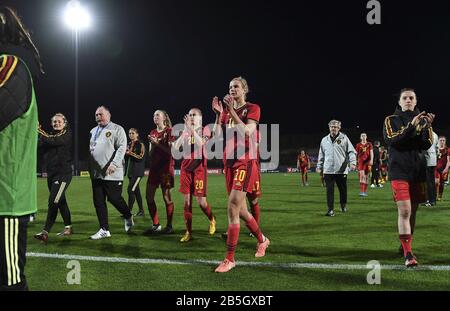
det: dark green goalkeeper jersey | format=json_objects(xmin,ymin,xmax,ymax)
[{"xmin": 0, "ymin": 54, "xmax": 38, "ymax": 216}]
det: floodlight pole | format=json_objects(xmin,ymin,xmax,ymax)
[
  {"xmin": 65, "ymin": 0, "xmax": 90, "ymax": 176},
  {"xmin": 74, "ymin": 28, "xmax": 79, "ymax": 176}
]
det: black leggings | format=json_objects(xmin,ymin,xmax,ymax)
[
  {"xmin": 128, "ymin": 176, "xmax": 143, "ymax": 211},
  {"xmin": 371, "ymin": 164, "xmax": 380, "ymax": 186},
  {"xmin": 426, "ymin": 166, "xmax": 437, "ymax": 203},
  {"xmin": 44, "ymin": 174, "xmax": 72, "ymax": 232}
]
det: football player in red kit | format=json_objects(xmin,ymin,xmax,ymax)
[
  {"xmin": 247, "ymin": 137, "xmax": 262, "ymax": 226},
  {"xmin": 435, "ymin": 136, "xmax": 450, "ymax": 201},
  {"xmin": 174, "ymin": 108, "xmax": 216, "ymax": 242},
  {"xmin": 380, "ymin": 146, "xmax": 389, "ymax": 183},
  {"xmin": 212, "ymin": 77, "xmax": 270, "ymax": 273},
  {"xmin": 144, "ymin": 110, "xmax": 176, "ymax": 234},
  {"xmin": 221, "ymin": 132, "xmax": 262, "ymax": 240},
  {"xmin": 355, "ymin": 133, "xmax": 373, "ymax": 196},
  {"xmin": 297, "ymin": 150, "xmax": 311, "ymax": 186}
]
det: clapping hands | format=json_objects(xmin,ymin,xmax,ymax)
[{"xmin": 412, "ymin": 111, "xmax": 435, "ymax": 129}]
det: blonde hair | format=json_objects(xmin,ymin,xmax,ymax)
[
  {"xmin": 231, "ymin": 76, "xmax": 249, "ymax": 98},
  {"xmin": 190, "ymin": 107, "xmax": 202, "ymax": 116},
  {"xmin": 51, "ymin": 113, "xmax": 68, "ymax": 128},
  {"xmin": 155, "ymin": 110, "xmax": 172, "ymax": 128}
]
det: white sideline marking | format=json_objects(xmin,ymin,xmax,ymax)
[{"xmin": 27, "ymin": 252, "xmax": 450, "ymax": 271}]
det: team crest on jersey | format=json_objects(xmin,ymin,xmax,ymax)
[
  {"xmin": 242, "ymin": 108, "xmax": 248, "ymax": 117},
  {"xmin": 336, "ymin": 139, "xmax": 342, "ymax": 144},
  {"xmin": 106, "ymin": 132, "xmax": 112, "ymax": 138}
]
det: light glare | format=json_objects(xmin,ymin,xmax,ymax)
[{"xmin": 64, "ymin": 0, "xmax": 91, "ymax": 30}]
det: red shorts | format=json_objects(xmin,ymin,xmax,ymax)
[
  {"xmin": 225, "ymin": 161, "xmax": 259, "ymax": 195},
  {"xmin": 299, "ymin": 166, "xmax": 308, "ymax": 174},
  {"xmin": 435, "ymin": 169, "xmax": 448, "ymax": 183},
  {"xmin": 391, "ymin": 180, "xmax": 426, "ymax": 203},
  {"xmin": 147, "ymin": 171, "xmax": 174, "ymax": 189},
  {"xmin": 247, "ymin": 170, "xmax": 262, "ymax": 198},
  {"xmin": 179, "ymin": 167, "xmax": 207, "ymax": 197},
  {"xmin": 357, "ymin": 161, "xmax": 370, "ymax": 174}
]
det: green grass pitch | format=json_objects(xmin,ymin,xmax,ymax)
[{"xmin": 26, "ymin": 172, "xmax": 450, "ymax": 290}]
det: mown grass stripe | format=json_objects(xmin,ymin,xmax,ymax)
[{"xmin": 27, "ymin": 252, "xmax": 450, "ymax": 271}]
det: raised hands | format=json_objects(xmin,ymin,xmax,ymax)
[
  {"xmin": 183, "ymin": 114, "xmax": 193, "ymax": 133},
  {"xmin": 223, "ymin": 94, "xmax": 235, "ymax": 111},
  {"xmin": 411, "ymin": 111, "xmax": 435, "ymax": 129},
  {"xmin": 212, "ymin": 96, "xmax": 223, "ymax": 115},
  {"xmin": 148, "ymin": 134, "xmax": 158, "ymax": 145},
  {"xmin": 421, "ymin": 112, "xmax": 435, "ymax": 128}
]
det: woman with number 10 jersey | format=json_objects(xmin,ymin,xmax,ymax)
[{"xmin": 211, "ymin": 76, "xmax": 270, "ymax": 273}]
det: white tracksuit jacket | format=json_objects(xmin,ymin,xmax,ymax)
[{"xmin": 317, "ymin": 132, "xmax": 357, "ymax": 175}]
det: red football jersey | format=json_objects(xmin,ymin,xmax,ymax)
[
  {"xmin": 437, "ymin": 147, "xmax": 449, "ymax": 170},
  {"xmin": 298, "ymin": 154, "xmax": 310, "ymax": 168},
  {"xmin": 180, "ymin": 126, "xmax": 210, "ymax": 172},
  {"xmin": 220, "ymin": 102, "xmax": 261, "ymax": 168},
  {"xmin": 356, "ymin": 142, "xmax": 373, "ymax": 163},
  {"xmin": 148, "ymin": 127, "xmax": 175, "ymax": 173}
]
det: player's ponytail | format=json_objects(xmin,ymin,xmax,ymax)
[
  {"xmin": 159, "ymin": 110, "xmax": 172, "ymax": 128},
  {"xmin": 0, "ymin": 6, "xmax": 45, "ymax": 75}
]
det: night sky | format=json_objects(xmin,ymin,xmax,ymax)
[{"xmin": 2, "ymin": 0, "xmax": 450, "ymax": 158}]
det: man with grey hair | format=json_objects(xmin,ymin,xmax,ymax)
[
  {"xmin": 316, "ymin": 120, "xmax": 357, "ymax": 216},
  {"xmin": 88, "ymin": 106, "xmax": 134, "ymax": 239}
]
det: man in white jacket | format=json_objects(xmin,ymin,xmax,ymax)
[
  {"xmin": 316, "ymin": 120, "xmax": 357, "ymax": 216},
  {"xmin": 89, "ymin": 106, "xmax": 134, "ymax": 239}
]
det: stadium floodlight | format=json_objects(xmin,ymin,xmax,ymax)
[
  {"xmin": 63, "ymin": 0, "xmax": 92, "ymax": 176},
  {"xmin": 64, "ymin": 0, "xmax": 91, "ymax": 30}
]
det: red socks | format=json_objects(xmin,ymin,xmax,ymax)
[
  {"xmin": 250, "ymin": 202, "xmax": 260, "ymax": 225},
  {"xmin": 226, "ymin": 224, "xmax": 240, "ymax": 262},
  {"xmin": 399, "ymin": 234, "xmax": 413, "ymax": 257},
  {"xmin": 245, "ymin": 217, "xmax": 264, "ymax": 243},
  {"xmin": 166, "ymin": 202, "xmax": 174, "ymax": 226},
  {"xmin": 438, "ymin": 184, "xmax": 444, "ymax": 197},
  {"xmin": 148, "ymin": 201, "xmax": 159, "ymax": 225},
  {"xmin": 201, "ymin": 204, "xmax": 213, "ymax": 221},
  {"xmin": 183, "ymin": 202, "xmax": 192, "ymax": 233},
  {"xmin": 360, "ymin": 183, "xmax": 368, "ymax": 193}
]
